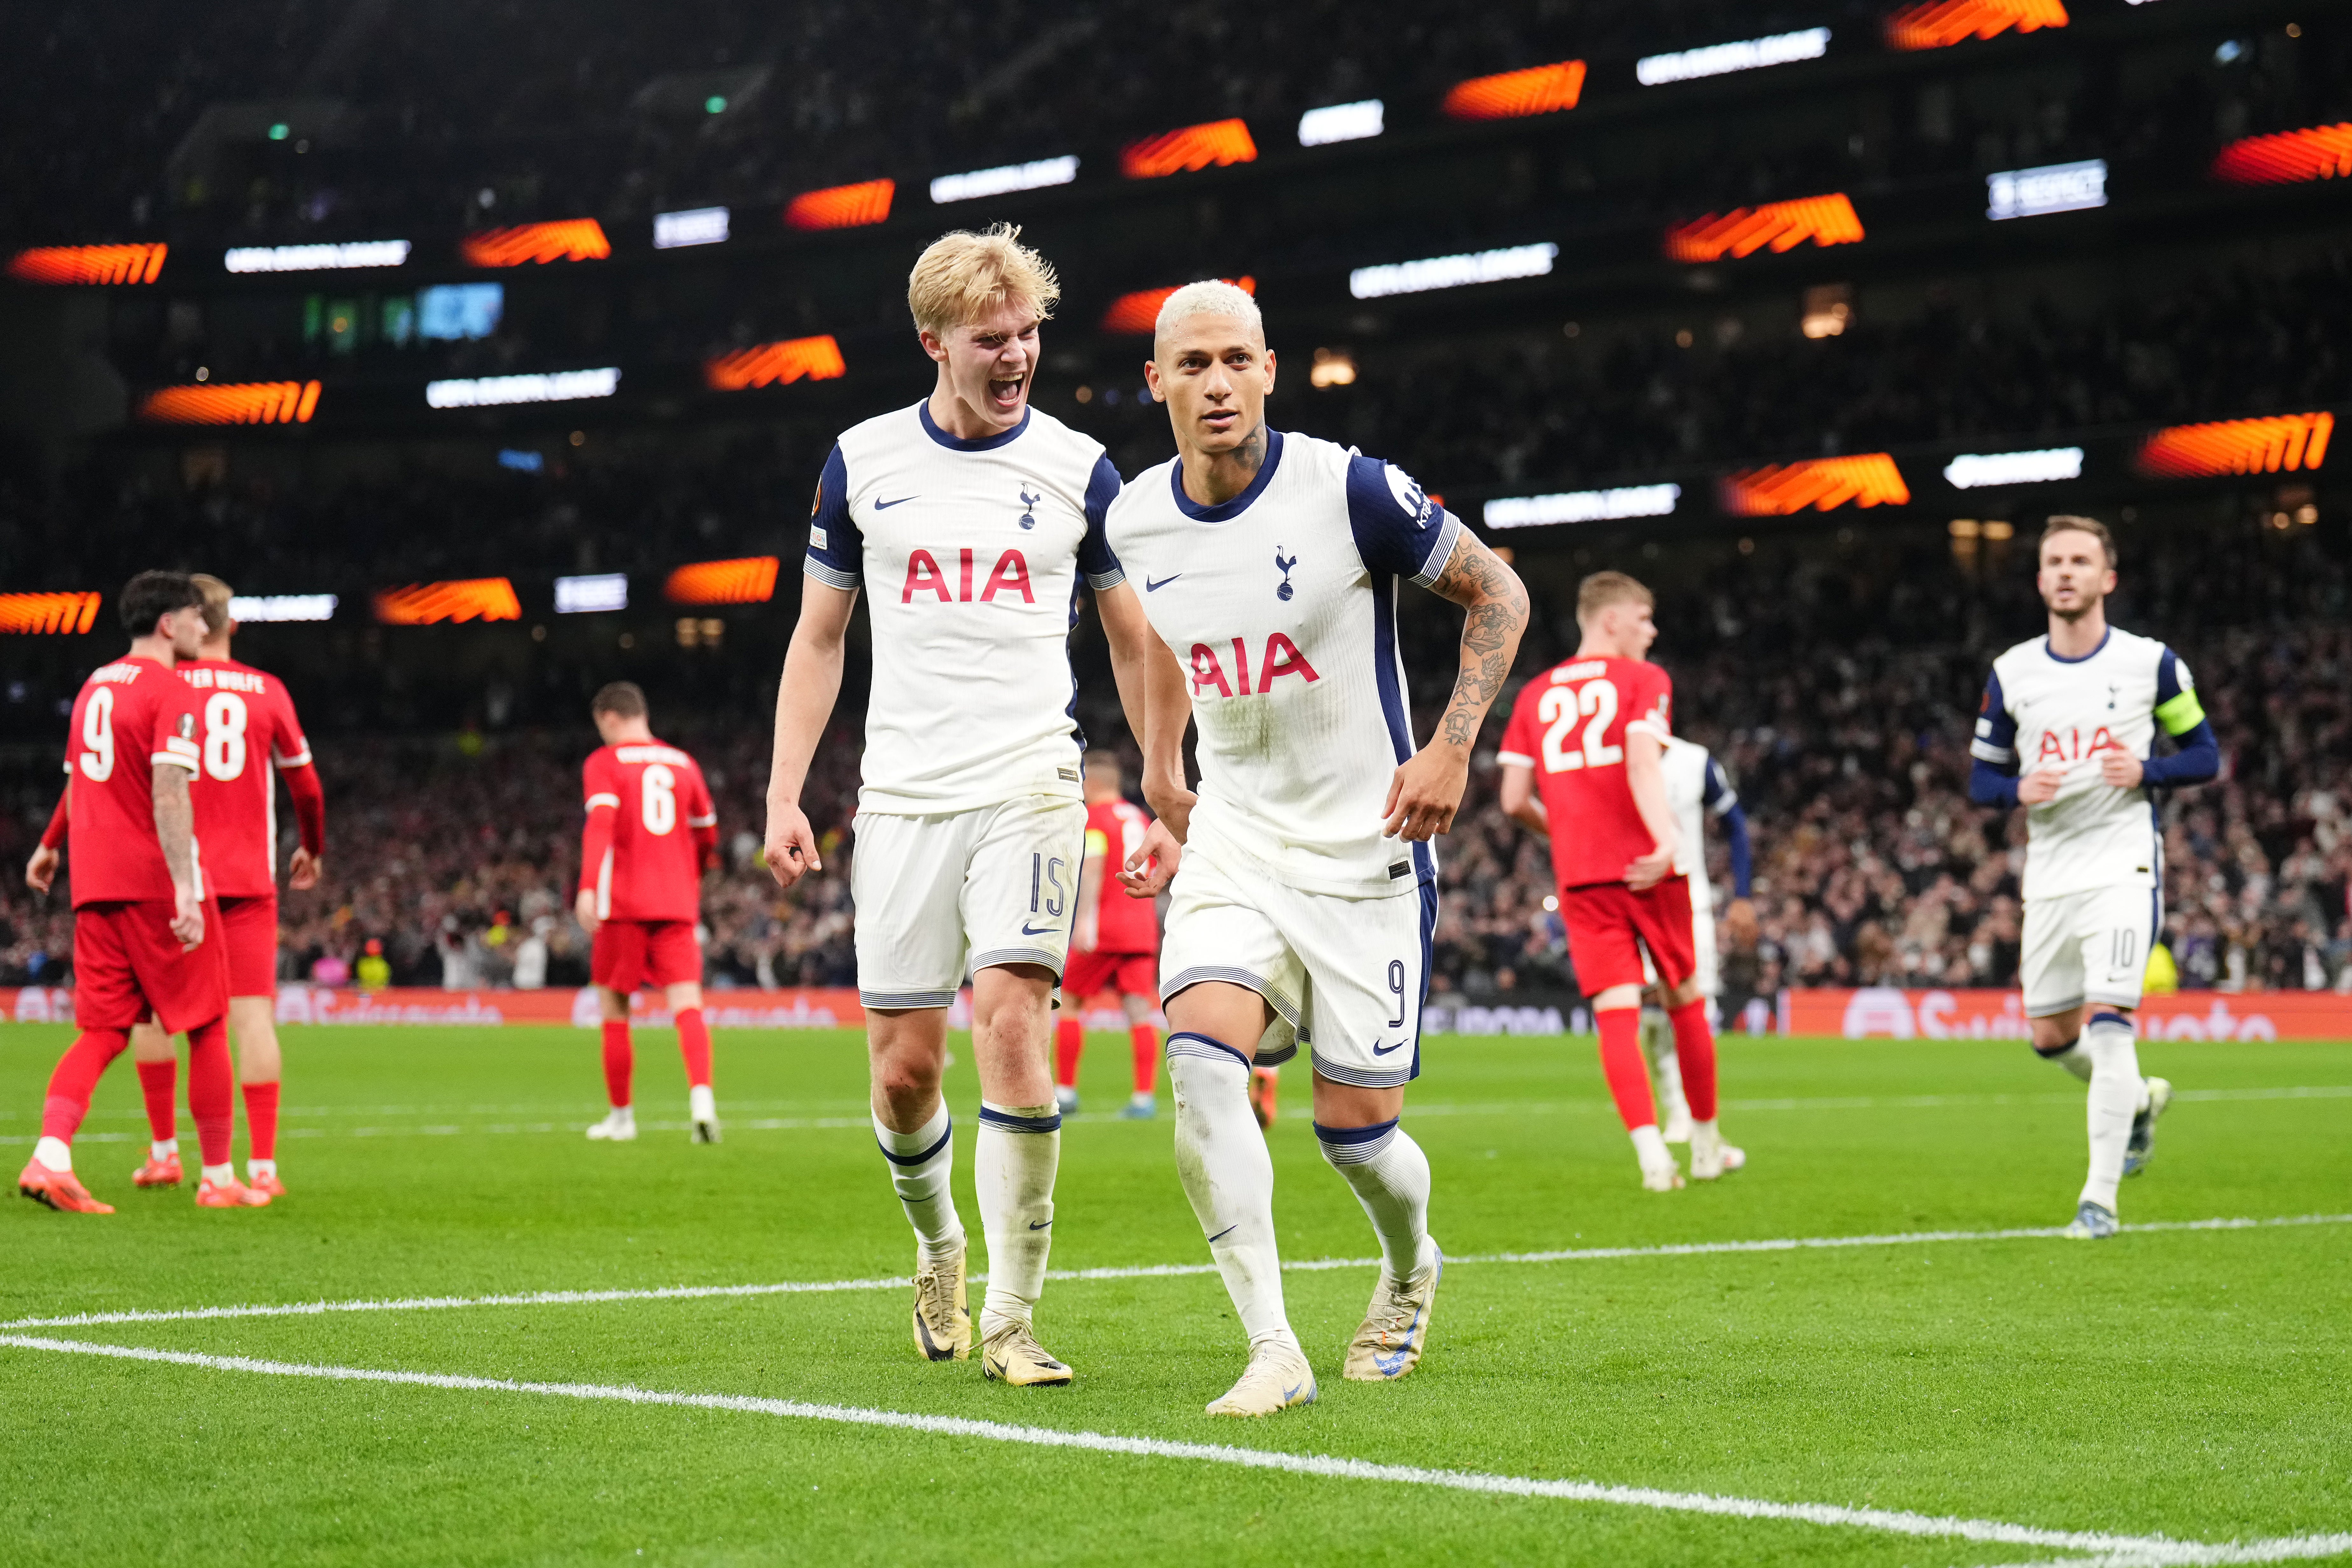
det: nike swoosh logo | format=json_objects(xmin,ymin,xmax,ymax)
[
  {"xmin": 1205, "ymin": 1224, "xmax": 1237, "ymax": 1243},
  {"xmin": 1283, "ymin": 1382, "xmax": 1305, "ymax": 1403},
  {"xmin": 1371, "ymin": 1040, "xmax": 1407, "ymax": 1056},
  {"xmin": 874, "ymin": 495, "xmax": 915, "ymax": 509},
  {"xmin": 1144, "ymin": 574, "xmax": 1181, "ymax": 592},
  {"xmin": 1020, "ymin": 920, "xmax": 1057, "ymax": 935},
  {"xmin": 1028, "ymin": 1219, "xmax": 1053, "ymax": 1230}
]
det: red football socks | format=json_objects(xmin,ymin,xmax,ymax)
[
  {"xmin": 136, "ymin": 1058, "xmax": 178, "ymax": 1142},
  {"xmin": 675, "ymin": 1007, "xmax": 713, "ymax": 1090},
  {"xmin": 1595, "ymin": 1007, "xmax": 1658, "ymax": 1131},
  {"xmin": 185, "ymin": 1018, "xmax": 234, "ymax": 1168},
  {"xmin": 1053, "ymin": 1017, "xmax": 1084, "ymax": 1090},
  {"xmin": 601, "ymin": 1020, "xmax": 633, "ymax": 1108},
  {"xmin": 1666, "ymin": 999, "xmax": 1719, "ymax": 1122},
  {"xmin": 41, "ymin": 1029, "xmax": 129, "ymax": 1144},
  {"xmin": 1130, "ymin": 1023, "xmax": 1159, "ymax": 1096},
  {"xmin": 242, "ymin": 1080, "xmax": 281, "ymax": 1162}
]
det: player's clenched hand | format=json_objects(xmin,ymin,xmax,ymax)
[
  {"xmin": 25, "ymin": 845, "xmax": 58, "ymax": 894},
  {"xmin": 573, "ymin": 887, "xmax": 600, "ymax": 939},
  {"xmin": 171, "ymin": 883, "xmax": 204, "ymax": 950},
  {"xmin": 1122, "ymin": 821, "xmax": 1181, "ymax": 899},
  {"xmin": 2017, "ymin": 765, "xmax": 2067, "ymax": 805},
  {"xmin": 288, "ymin": 846, "xmax": 322, "ymax": 892},
  {"xmin": 764, "ymin": 800, "xmax": 821, "ymax": 890},
  {"xmin": 1624, "ymin": 843, "xmax": 1676, "ymax": 892},
  {"xmin": 1383, "ymin": 744, "xmax": 1469, "ymax": 842},
  {"xmin": 2097, "ymin": 750, "xmax": 2145, "ymax": 789}
]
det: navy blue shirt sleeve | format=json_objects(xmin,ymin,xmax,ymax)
[
  {"xmin": 1078, "ymin": 453, "xmax": 1125, "ymax": 590},
  {"xmin": 803, "ymin": 444, "xmax": 861, "ymax": 590},
  {"xmin": 1969, "ymin": 668, "xmax": 2017, "ymax": 768},
  {"xmin": 1969, "ymin": 758, "xmax": 2022, "ymax": 809},
  {"xmin": 1344, "ymin": 453, "xmax": 1461, "ymax": 586},
  {"xmin": 1701, "ymin": 757, "xmax": 1737, "ymax": 814},
  {"xmin": 1721, "ymin": 801, "xmax": 1753, "ymax": 899}
]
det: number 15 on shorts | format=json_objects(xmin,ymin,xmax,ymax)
[{"xmin": 1027, "ymin": 852, "xmax": 1068, "ymax": 935}]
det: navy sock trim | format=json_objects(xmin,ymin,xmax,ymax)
[
  {"xmin": 1313, "ymin": 1117, "xmax": 1400, "ymax": 1147},
  {"xmin": 2086, "ymin": 1009, "xmax": 2133, "ymax": 1032},
  {"xmin": 1166, "ymin": 1030, "xmax": 1251, "ymax": 1070},
  {"xmin": 977, "ymin": 1104, "xmax": 1061, "ymax": 1134},
  {"xmin": 2031, "ymin": 1038, "xmax": 2080, "ymax": 1060},
  {"xmin": 876, "ymin": 1117, "xmax": 954, "ymax": 1166}
]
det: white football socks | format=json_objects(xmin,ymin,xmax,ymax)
[
  {"xmin": 2042, "ymin": 1043, "xmax": 2095, "ymax": 1084},
  {"xmin": 1640, "ymin": 1005, "xmax": 1690, "ymax": 1129},
  {"xmin": 201, "ymin": 1162, "xmax": 235, "ymax": 1186},
  {"xmin": 873, "ymin": 1103, "xmax": 965, "ymax": 1268},
  {"xmin": 33, "ymin": 1135, "xmax": 72, "ymax": 1172},
  {"xmin": 2080, "ymin": 1013, "xmax": 2143, "ymax": 1212},
  {"xmin": 1168, "ymin": 1035, "xmax": 1298, "ymax": 1351},
  {"xmin": 151, "ymin": 1137, "xmax": 179, "ymax": 1161},
  {"xmin": 1316, "ymin": 1118, "xmax": 1432, "ymax": 1280},
  {"xmin": 689, "ymin": 1084, "xmax": 717, "ymax": 1123},
  {"xmin": 974, "ymin": 1100, "xmax": 1059, "ymax": 1338},
  {"xmin": 1630, "ymin": 1124, "xmax": 1677, "ymax": 1180},
  {"xmin": 248, "ymin": 1158, "xmax": 276, "ymax": 1183}
]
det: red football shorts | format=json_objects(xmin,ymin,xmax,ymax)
[
  {"xmin": 217, "ymin": 893, "xmax": 280, "ymax": 998},
  {"xmin": 1062, "ymin": 949, "xmax": 1158, "ymax": 1002},
  {"xmin": 592, "ymin": 919, "xmax": 701, "ymax": 992},
  {"xmin": 73, "ymin": 898, "xmax": 230, "ymax": 1034},
  {"xmin": 1560, "ymin": 876, "xmax": 1697, "ymax": 996}
]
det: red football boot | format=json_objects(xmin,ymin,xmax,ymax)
[
  {"xmin": 132, "ymin": 1152, "xmax": 184, "ymax": 1188},
  {"xmin": 19, "ymin": 1159, "xmax": 114, "ymax": 1214},
  {"xmin": 247, "ymin": 1170, "xmax": 287, "ymax": 1199},
  {"xmin": 195, "ymin": 1175, "xmax": 271, "ymax": 1209}
]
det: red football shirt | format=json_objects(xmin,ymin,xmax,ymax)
[
  {"xmin": 579, "ymin": 739, "xmax": 717, "ymax": 923},
  {"xmin": 62, "ymin": 656, "xmax": 204, "ymax": 906},
  {"xmin": 1081, "ymin": 797, "xmax": 1159, "ymax": 954},
  {"xmin": 1497, "ymin": 655, "xmax": 1675, "ymax": 889},
  {"xmin": 174, "ymin": 658, "xmax": 314, "ymax": 899}
]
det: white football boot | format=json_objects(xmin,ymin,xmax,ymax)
[
  {"xmin": 1344, "ymin": 1237, "xmax": 1442, "ymax": 1382},
  {"xmin": 1206, "ymin": 1338, "xmax": 1318, "ymax": 1416},
  {"xmin": 910, "ymin": 1242, "xmax": 971, "ymax": 1362},
  {"xmin": 585, "ymin": 1108, "xmax": 637, "ymax": 1142}
]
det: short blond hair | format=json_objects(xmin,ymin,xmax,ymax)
[
  {"xmin": 189, "ymin": 572, "xmax": 234, "ymax": 636},
  {"xmin": 1576, "ymin": 570, "xmax": 1653, "ymax": 626},
  {"xmin": 907, "ymin": 223, "xmax": 1059, "ymax": 338},
  {"xmin": 1154, "ymin": 279, "xmax": 1261, "ymax": 349}
]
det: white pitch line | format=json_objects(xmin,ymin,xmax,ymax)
[
  {"xmin": 8, "ymin": 1213, "xmax": 2345, "ymax": 1333},
  {"xmin": 0, "ymin": 1334, "xmax": 2343, "ymax": 1567}
]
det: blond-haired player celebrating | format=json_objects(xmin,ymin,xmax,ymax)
[
  {"xmin": 1115, "ymin": 282, "xmax": 1528, "ymax": 1416},
  {"xmin": 1968, "ymin": 516, "xmax": 2218, "ymax": 1239},
  {"xmin": 764, "ymin": 225, "xmax": 1153, "ymax": 1385}
]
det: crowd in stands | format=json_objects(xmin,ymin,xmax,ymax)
[{"xmin": 5, "ymin": 518, "xmax": 2348, "ymax": 1013}]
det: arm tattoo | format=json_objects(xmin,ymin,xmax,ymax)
[{"xmin": 1428, "ymin": 534, "xmax": 1530, "ymax": 749}]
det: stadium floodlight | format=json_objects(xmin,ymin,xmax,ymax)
[
  {"xmin": 1986, "ymin": 159, "xmax": 2107, "ymax": 220},
  {"xmin": 223, "ymin": 241, "xmax": 411, "ymax": 273},
  {"xmin": 1349, "ymin": 243, "xmax": 1557, "ymax": 301},
  {"xmin": 929, "ymin": 157, "xmax": 1080, "ymax": 204},
  {"xmin": 652, "ymin": 207, "xmax": 730, "ymax": 248},
  {"xmin": 1483, "ymin": 485, "xmax": 1681, "ymax": 529},
  {"xmin": 554, "ymin": 574, "xmax": 629, "ymax": 614},
  {"xmin": 1297, "ymin": 101, "xmax": 1384, "ymax": 147},
  {"xmin": 1943, "ymin": 447, "xmax": 2084, "ymax": 488},
  {"xmin": 425, "ymin": 369, "xmax": 620, "ymax": 409},
  {"xmin": 228, "ymin": 594, "xmax": 338, "ymax": 623},
  {"xmin": 1636, "ymin": 28, "xmax": 1830, "ymax": 86}
]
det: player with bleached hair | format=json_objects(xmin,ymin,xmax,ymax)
[
  {"xmin": 1116, "ymin": 280, "xmax": 1529, "ymax": 1416},
  {"xmin": 1967, "ymin": 515, "xmax": 2218, "ymax": 1238},
  {"xmin": 764, "ymin": 224, "xmax": 1155, "ymax": 1386}
]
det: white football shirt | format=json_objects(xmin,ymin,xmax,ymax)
[
  {"xmin": 805, "ymin": 403, "xmax": 1124, "ymax": 814},
  {"xmin": 1105, "ymin": 429, "xmax": 1462, "ymax": 898},
  {"xmin": 1972, "ymin": 626, "xmax": 2201, "ymax": 899},
  {"xmin": 1661, "ymin": 735, "xmax": 1737, "ymax": 881}
]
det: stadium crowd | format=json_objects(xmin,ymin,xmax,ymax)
[{"xmin": 4, "ymin": 520, "xmax": 2347, "ymax": 1012}]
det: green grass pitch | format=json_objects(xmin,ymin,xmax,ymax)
[{"xmin": 1, "ymin": 1021, "xmax": 2347, "ymax": 1566}]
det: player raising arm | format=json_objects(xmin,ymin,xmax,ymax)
[
  {"xmin": 1967, "ymin": 516, "xmax": 2218, "ymax": 1239},
  {"xmin": 575, "ymin": 683, "xmax": 722, "ymax": 1144},
  {"xmin": 763, "ymin": 225, "xmax": 1154, "ymax": 1386},
  {"xmin": 1114, "ymin": 282, "xmax": 1529, "ymax": 1415}
]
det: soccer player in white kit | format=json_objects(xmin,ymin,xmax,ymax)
[
  {"xmin": 1967, "ymin": 516, "xmax": 2218, "ymax": 1238},
  {"xmin": 1114, "ymin": 282, "xmax": 1530, "ymax": 1415},
  {"xmin": 763, "ymin": 226, "xmax": 1155, "ymax": 1383},
  {"xmin": 1638, "ymin": 736, "xmax": 1752, "ymax": 1142}
]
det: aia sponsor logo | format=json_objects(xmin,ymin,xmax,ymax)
[
  {"xmin": 1189, "ymin": 634, "xmax": 1319, "ymax": 697},
  {"xmin": 901, "ymin": 547, "xmax": 1034, "ymax": 604},
  {"xmin": 2036, "ymin": 725, "xmax": 2121, "ymax": 762}
]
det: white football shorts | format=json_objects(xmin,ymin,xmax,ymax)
[
  {"xmin": 851, "ymin": 794, "xmax": 1088, "ymax": 1009},
  {"xmin": 1159, "ymin": 840, "xmax": 1437, "ymax": 1090},
  {"xmin": 2020, "ymin": 881, "xmax": 2160, "ymax": 1018}
]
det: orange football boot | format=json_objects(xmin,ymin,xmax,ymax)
[
  {"xmin": 18, "ymin": 1159, "xmax": 114, "ymax": 1214},
  {"xmin": 247, "ymin": 1170, "xmax": 287, "ymax": 1199},
  {"xmin": 132, "ymin": 1152, "xmax": 184, "ymax": 1188},
  {"xmin": 195, "ymin": 1175, "xmax": 271, "ymax": 1208}
]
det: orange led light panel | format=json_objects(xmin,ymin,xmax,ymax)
[
  {"xmin": 138, "ymin": 380, "xmax": 321, "ymax": 426},
  {"xmin": 783, "ymin": 180, "xmax": 894, "ymax": 231},
  {"xmin": 0, "ymin": 592, "xmax": 103, "ymax": 634},
  {"xmin": 1120, "ymin": 120, "xmax": 1258, "ymax": 180},
  {"xmin": 460, "ymin": 220, "xmax": 612, "ymax": 268},
  {"xmin": 1719, "ymin": 454, "xmax": 1910, "ymax": 515},
  {"xmin": 705, "ymin": 335, "xmax": 848, "ymax": 391},
  {"xmin": 1099, "ymin": 276, "xmax": 1257, "ymax": 335},
  {"xmin": 2213, "ymin": 124, "xmax": 2352, "ymax": 186},
  {"xmin": 666, "ymin": 557, "xmax": 780, "ymax": 606},
  {"xmin": 373, "ymin": 579, "xmax": 523, "ymax": 625},
  {"xmin": 1665, "ymin": 194, "xmax": 1864, "ymax": 262},
  {"xmin": 1885, "ymin": 0, "xmax": 2067, "ymax": 51},
  {"xmin": 6, "ymin": 243, "xmax": 168, "ymax": 285},
  {"xmin": 1441, "ymin": 61, "xmax": 1587, "ymax": 121},
  {"xmin": 2135, "ymin": 412, "xmax": 2333, "ymax": 479}
]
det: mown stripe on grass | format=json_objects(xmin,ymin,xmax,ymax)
[
  {"xmin": 0, "ymin": 1333, "xmax": 2344, "ymax": 1566},
  {"xmin": 7, "ymin": 1213, "xmax": 2346, "ymax": 1333}
]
